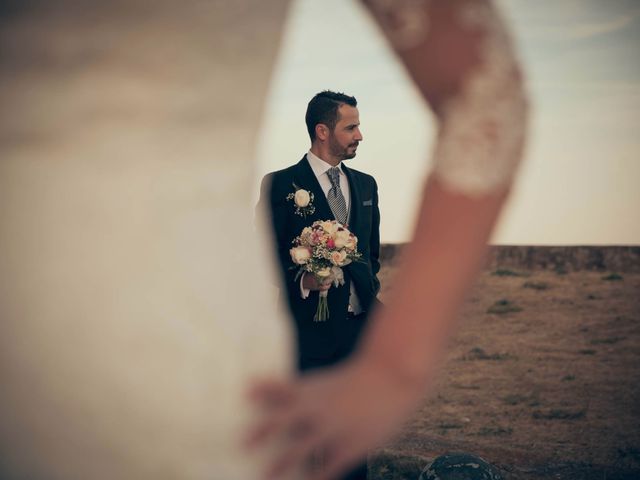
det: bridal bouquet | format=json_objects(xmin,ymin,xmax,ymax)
[{"xmin": 289, "ymin": 220, "xmax": 361, "ymax": 321}]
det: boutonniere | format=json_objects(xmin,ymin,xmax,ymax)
[{"xmin": 286, "ymin": 183, "xmax": 315, "ymax": 218}]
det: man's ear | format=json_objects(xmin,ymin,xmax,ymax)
[{"xmin": 315, "ymin": 124, "xmax": 329, "ymax": 142}]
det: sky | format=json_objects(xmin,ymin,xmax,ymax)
[{"xmin": 255, "ymin": 0, "xmax": 640, "ymax": 245}]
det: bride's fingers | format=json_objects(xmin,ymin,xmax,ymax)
[
  {"xmin": 245, "ymin": 397, "xmax": 319, "ymax": 449},
  {"xmin": 243, "ymin": 416, "xmax": 282, "ymax": 449},
  {"xmin": 244, "ymin": 408, "xmax": 297, "ymax": 448},
  {"xmin": 263, "ymin": 431, "xmax": 318, "ymax": 480},
  {"xmin": 248, "ymin": 378, "xmax": 296, "ymax": 409}
]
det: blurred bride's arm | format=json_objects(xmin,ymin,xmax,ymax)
[
  {"xmin": 248, "ymin": 1, "xmax": 528, "ymax": 479},
  {"xmin": 359, "ymin": 0, "xmax": 529, "ymax": 389}
]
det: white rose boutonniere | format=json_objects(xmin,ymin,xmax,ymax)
[
  {"xmin": 286, "ymin": 183, "xmax": 315, "ymax": 218},
  {"xmin": 294, "ymin": 189, "xmax": 310, "ymax": 207}
]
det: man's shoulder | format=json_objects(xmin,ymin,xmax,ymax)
[
  {"xmin": 260, "ymin": 158, "xmax": 308, "ymax": 200},
  {"xmin": 262, "ymin": 164, "xmax": 298, "ymax": 194},
  {"xmin": 263, "ymin": 157, "xmax": 306, "ymax": 182},
  {"xmin": 345, "ymin": 165, "xmax": 377, "ymax": 184},
  {"xmin": 264, "ymin": 163, "xmax": 297, "ymax": 180}
]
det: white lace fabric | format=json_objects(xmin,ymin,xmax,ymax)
[{"xmin": 365, "ymin": 0, "xmax": 529, "ymax": 196}]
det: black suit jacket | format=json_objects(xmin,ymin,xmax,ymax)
[{"xmin": 259, "ymin": 156, "xmax": 381, "ymax": 366}]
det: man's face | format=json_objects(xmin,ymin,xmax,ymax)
[{"xmin": 327, "ymin": 104, "xmax": 363, "ymax": 161}]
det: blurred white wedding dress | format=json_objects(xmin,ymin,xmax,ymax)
[{"xmin": 0, "ymin": 1, "xmax": 294, "ymax": 478}]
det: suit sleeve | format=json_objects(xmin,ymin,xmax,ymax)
[{"xmin": 258, "ymin": 174, "xmax": 298, "ymax": 293}]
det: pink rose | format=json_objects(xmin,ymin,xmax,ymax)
[{"xmin": 330, "ymin": 250, "xmax": 348, "ymax": 266}]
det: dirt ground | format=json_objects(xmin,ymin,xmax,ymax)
[{"xmin": 371, "ymin": 266, "xmax": 640, "ymax": 479}]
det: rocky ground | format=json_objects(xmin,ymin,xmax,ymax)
[{"xmin": 369, "ymin": 259, "xmax": 640, "ymax": 479}]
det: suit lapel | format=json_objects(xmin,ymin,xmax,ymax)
[
  {"xmin": 342, "ymin": 164, "xmax": 361, "ymax": 234},
  {"xmin": 292, "ymin": 156, "xmax": 334, "ymax": 221},
  {"xmin": 341, "ymin": 165, "xmax": 366, "ymax": 289}
]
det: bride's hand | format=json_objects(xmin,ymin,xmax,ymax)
[{"xmin": 245, "ymin": 354, "xmax": 427, "ymax": 480}]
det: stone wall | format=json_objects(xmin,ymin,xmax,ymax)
[{"xmin": 380, "ymin": 245, "xmax": 640, "ymax": 273}]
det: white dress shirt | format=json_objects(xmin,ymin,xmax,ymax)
[{"xmin": 300, "ymin": 151, "xmax": 363, "ymax": 314}]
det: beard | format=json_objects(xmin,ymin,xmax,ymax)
[{"xmin": 329, "ymin": 137, "xmax": 359, "ymax": 161}]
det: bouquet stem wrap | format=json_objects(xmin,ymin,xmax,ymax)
[{"xmin": 315, "ymin": 289, "xmax": 330, "ymax": 322}]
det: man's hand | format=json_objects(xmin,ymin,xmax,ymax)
[{"xmin": 302, "ymin": 274, "xmax": 331, "ymax": 292}]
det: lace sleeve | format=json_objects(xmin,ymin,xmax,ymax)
[{"xmin": 364, "ymin": 0, "xmax": 529, "ymax": 196}]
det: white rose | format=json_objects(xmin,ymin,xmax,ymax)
[
  {"xmin": 333, "ymin": 230, "xmax": 350, "ymax": 248},
  {"xmin": 316, "ymin": 267, "xmax": 332, "ymax": 278},
  {"xmin": 330, "ymin": 250, "xmax": 348, "ymax": 266},
  {"xmin": 290, "ymin": 246, "xmax": 312, "ymax": 265},
  {"xmin": 320, "ymin": 221, "xmax": 336, "ymax": 233},
  {"xmin": 294, "ymin": 189, "xmax": 310, "ymax": 207}
]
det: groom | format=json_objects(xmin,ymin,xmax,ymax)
[
  {"xmin": 259, "ymin": 91, "xmax": 380, "ymax": 479},
  {"xmin": 259, "ymin": 90, "xmax": 381, "ymax": 376}
]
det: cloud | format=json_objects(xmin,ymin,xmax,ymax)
[{"xmin": 568, "ymin": 11, "xmax": 638, "ymax": 39}]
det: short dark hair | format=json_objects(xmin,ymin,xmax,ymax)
[{"xmin": 305, "ymin": 90, "xmax": 357, "ymax": 142}]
